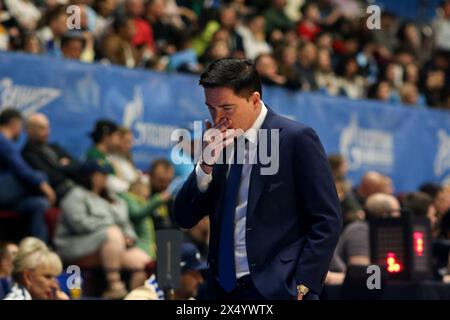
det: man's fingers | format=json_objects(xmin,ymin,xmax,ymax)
[{"xmin": 214, "ymin": 117, "xmax": 231, "ymax": 132}]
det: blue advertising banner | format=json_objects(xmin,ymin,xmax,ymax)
[{"xmin": 1, "ymin": 52, "xmax": 449, "ymax": 192}]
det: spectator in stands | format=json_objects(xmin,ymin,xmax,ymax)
[
  {"xmin": 120, "ymin": 176, "xmax": 170, "ymax": 261},
  {"xmin": 92, "ymin": 0, "xmax": 118, "ymax": 39},
  {"xmin": 315, "ymin": 48, "xmax": 339, "ymax": 95},
  {"xmin": 0, "ymin": 241, "xmax": 18, "ymax": 299},
  {"xmin": 400, "ymin": 82, "xmax": 421, "ymax": 107},
  {"xmin": 88, "ymin": 120, "xmax": 135, "ymax": 193},
  {"xmin": 22, "ymin": 32, "xmax": 43, "ymax": 54},
  {"xmin": 380, "ymin": 175, "xmax": 394, "ymax": 195},
  {"xmin": 0, "ymin": 1, "xmax": 20, "ymax": 51},
  {"xmin": 60, "ymin": 31, "xmax": 86, "ymax": 61},
  {"xmin": 201, "ymin": 37, "xmax": 231, "ymax": 69},
  {"xmin": 4, "ymin": 237, "xmax": 68, "ymax": 300},
  {"xmin": 162, "ymin": 0, "xmax": 198, "ymax": 31},
  {"xmin": 236, "ymin": 14, "xmax": 271, "ymax": 60},
  {"xmin": 54, "ymin": 161, "xmax": 150, "ymax": 298},
  {"xmin": 87, "ymin": 121, "xmax": 121, "ymax": 164},
  {"xmin": 36, "ymin": 4, "xmax": 68, "ymax": 56},
  {"xmin": 378, "ymin": 62, "xmax": 402, "ymax": 104},
  {"xmin": 297, "ymin": 1, "xmax": 321, "ymax": 42},
  {"xmin": 277, "ymin": 44, "xmax": 304, "ymax": 90},
  {"xmin": 419, "ymin": 183, "xmax": 450, "ymax": 227},
  {"xmin": 402, "ymin": 64, "xmax": 427, "ymax": 106},
  {"xmin": 145, "ymin": 0, "xmax": 180, "ymax": 55},
  {"xmin": 372, "ymin": 11, "xmax": 399, "ymax": 54},
  {"xmin": 0, "ymin": 109, "xmax": 55, "ymax": 241},
  {"xmin": 328, "ymin": 154, "xmax": 362, "ymax": 226},
  {"xmin": 394, "ymin": 49, "xmax": 416, "ymax": 70},
  {"xmin": 264, "ymin": 0, "xmax": 295, "ymax": 35},
  {"xmin": 397, "ymin": 21, "xmax": 425, "ymax": 63},
  {"xmin": 216, "ymin": 6, "xmax": 244, "ymax": 56},
  {"xmin": 124, "ymin": 243, "xmax": 206, "ymax": 300},
  {"xmin": 167, "ymin": 29, "xmax": 202, "ymax": 73},
  {"xmin": 316, "ymin": 32, "xmax": 334, "ymax": 52},
  {"xmin": 3, "ymin": 0, "xmax": 41, "ymax": 32},
  {"xmin": 353, "ymin": 171, "xmax": 388, "ymax": 207},
  {"xmin": 173, "ymin": 243, "xmax": 206, "ymax": 300},
  {"xmin": 335, "ymin": 193, "xmax": 401, "ymax": 267},
  {"xmin": 296, "ymin": 41, "xmax": 318, "ymax": 91},
  {"xmin": 432, "ymin": 0, "xmax": 450, "ymax": 52},
  {"xmin": 149, "ymin": 158, "xmax": 175, "ymax": 230},
  {"xmin": 109, "ymin": 127, "xmax": 139, "ymax": 192},
  {"xmin": 420, "ymin": 50, "xmax": 449, "ymax": 108},
  {"xmin": 368, "ymin": 81, "xmax": 393, "ymax": 103},
  {"xmin": 22, "ymin": 113, "xmax": 79, "ymax": 202},
  {"xmin": 402, "ymin": 191, "xmax": 438, "ymax": 237},
  {"xmin": 125, "ymin": 0, "xmax": 155, "ymax": 58},
  {"xmin": 328, "ymin": 154, "xmax": 349, "ymax": 183},
  {"xmin": 255, "ymin": 53, "xmax": 301, "ymax": 89},
  {"xmin": 100, "ymin": 15, "xmax": 140, "ymax": 68},
  {"xmin": 336, "ymin": 55, "xmax": 366, "ymax": 99}
]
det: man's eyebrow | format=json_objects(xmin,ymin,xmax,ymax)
[{"xmin": 205, "ymin": 103, "xmax": 235, "ymax": 108}]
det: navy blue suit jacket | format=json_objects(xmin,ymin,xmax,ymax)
[{"xmin": 174, "ymin": 109, "xmax": 342, "ymax": 299}]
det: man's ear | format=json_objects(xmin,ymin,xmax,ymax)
[{"xmin": 251, "ymin": 92, "xmax": 261, "ymax": 107}]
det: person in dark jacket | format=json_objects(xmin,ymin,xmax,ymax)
[
  {"xmin": 22, "ymin": 113, "xmax": 79, "ymax": 202},
  {"xmin": 0, "ymin": 109, "xmax": 56, "ymax": 242}
]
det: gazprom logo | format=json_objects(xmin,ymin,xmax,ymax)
[
  {"xmin": 122, "ymin": 85, "xmax": 177, "ymax": 149},
  {"xmin": 0, "ymin": 78, "xmax": 61, "ymax": 115},
  {"xmin": 340, "ymin": 114, "xmax": 394, "ymax": 171}
]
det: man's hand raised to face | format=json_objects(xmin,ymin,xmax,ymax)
[{"xmin": 200, "ymin": 117, "xmax": 242, "ymax": 175}]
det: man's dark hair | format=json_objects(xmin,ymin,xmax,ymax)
[
  {"xmin": 150, "ymin": 158, "xmax": 173, "ymax": 175},
  {"xmin": 328, "ymin": 154, "xmax": 345, "ymax": 171},
  {"xmin": 199, "ymin": 58, "xmax": 262, "ymax": 99},
  {"xmin": 419, "ymin": 182, "xmax": 442, "ymax": 199},
  {"xmin": 113, "ymin": 15, "xmax": 134, "ymax": 33},
  {"xmin": 61, "ymin": 31, "xmax": 86, "ymax": 49},
  {"xmin": 0, "ymin": 108, "xmax": 22, "ymax": 126},
  {"xmin": 90, "ymin": 119, "xmax": 119, "ymax": 144},
  {"xmin": 402, "ymin": 192, "xmax": 432, "ymax": 217}
]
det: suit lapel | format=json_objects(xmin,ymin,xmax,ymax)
[{"xmin": 246, "ymin": 108, "xmax": 282, "ymax": 220}]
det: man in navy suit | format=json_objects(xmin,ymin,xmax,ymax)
[{"xmin": 174, "ymin": 58, "xmax": 342, "ymax": 300}]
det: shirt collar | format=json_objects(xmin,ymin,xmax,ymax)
[{"xmin": 243, "ymin": 100, "xmax": 268, "ymax": 145}]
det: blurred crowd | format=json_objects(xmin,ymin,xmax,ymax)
[
  {"xmin": 325, "ymin": 154, "xmax": 450, "ymax": 285},
  {"xmin": 1, "ymin": 0, "xmax": 450, "ymax": 301},
  {"xmin": 0, "ymin": 108, "xmax": 208, "ymax": 299},
  {"xmin": 1, "ymin": 105, "xmax": 450, "ymax": 300},
  {"xmin": 0, "ymin": 0, "xmax": 449, "ymax": 109}
]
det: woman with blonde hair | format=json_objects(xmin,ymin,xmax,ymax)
[{"xmin": 4, "ymin": 237, "xmax": 68, "ymax": 300}]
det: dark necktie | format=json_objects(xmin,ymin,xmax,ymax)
[{"xmin": 217, "ymin": 145, "xmax": 244, "ymax": 292}]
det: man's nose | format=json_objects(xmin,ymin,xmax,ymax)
[{"xmin": 213, "ymin": 110, "xmax": 224, "ymax": 124}]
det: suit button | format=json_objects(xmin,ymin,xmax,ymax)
[
  {"xmin": 251, "ymin": 263, "xmax": 256, "ymax": 267},
  {"xmin": 246, "ymin": 227, "xmax": 253, "ymax": 231}
]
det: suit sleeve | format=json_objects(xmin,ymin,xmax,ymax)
[
  {"xmin": 1, "ymin": 139, "xmax": 44, "ymax": 189},
  {"xmin": 293, "ymin": 127, "xmax": 343, "ymax": 294},
  {"xmin": 173, "ymin": 165, "xmax": 216, "ymax": 229}
]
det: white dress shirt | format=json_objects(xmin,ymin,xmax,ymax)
[{"xmin": 195, "ymin": 102, "xmax": 268, "ymax": 279}]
